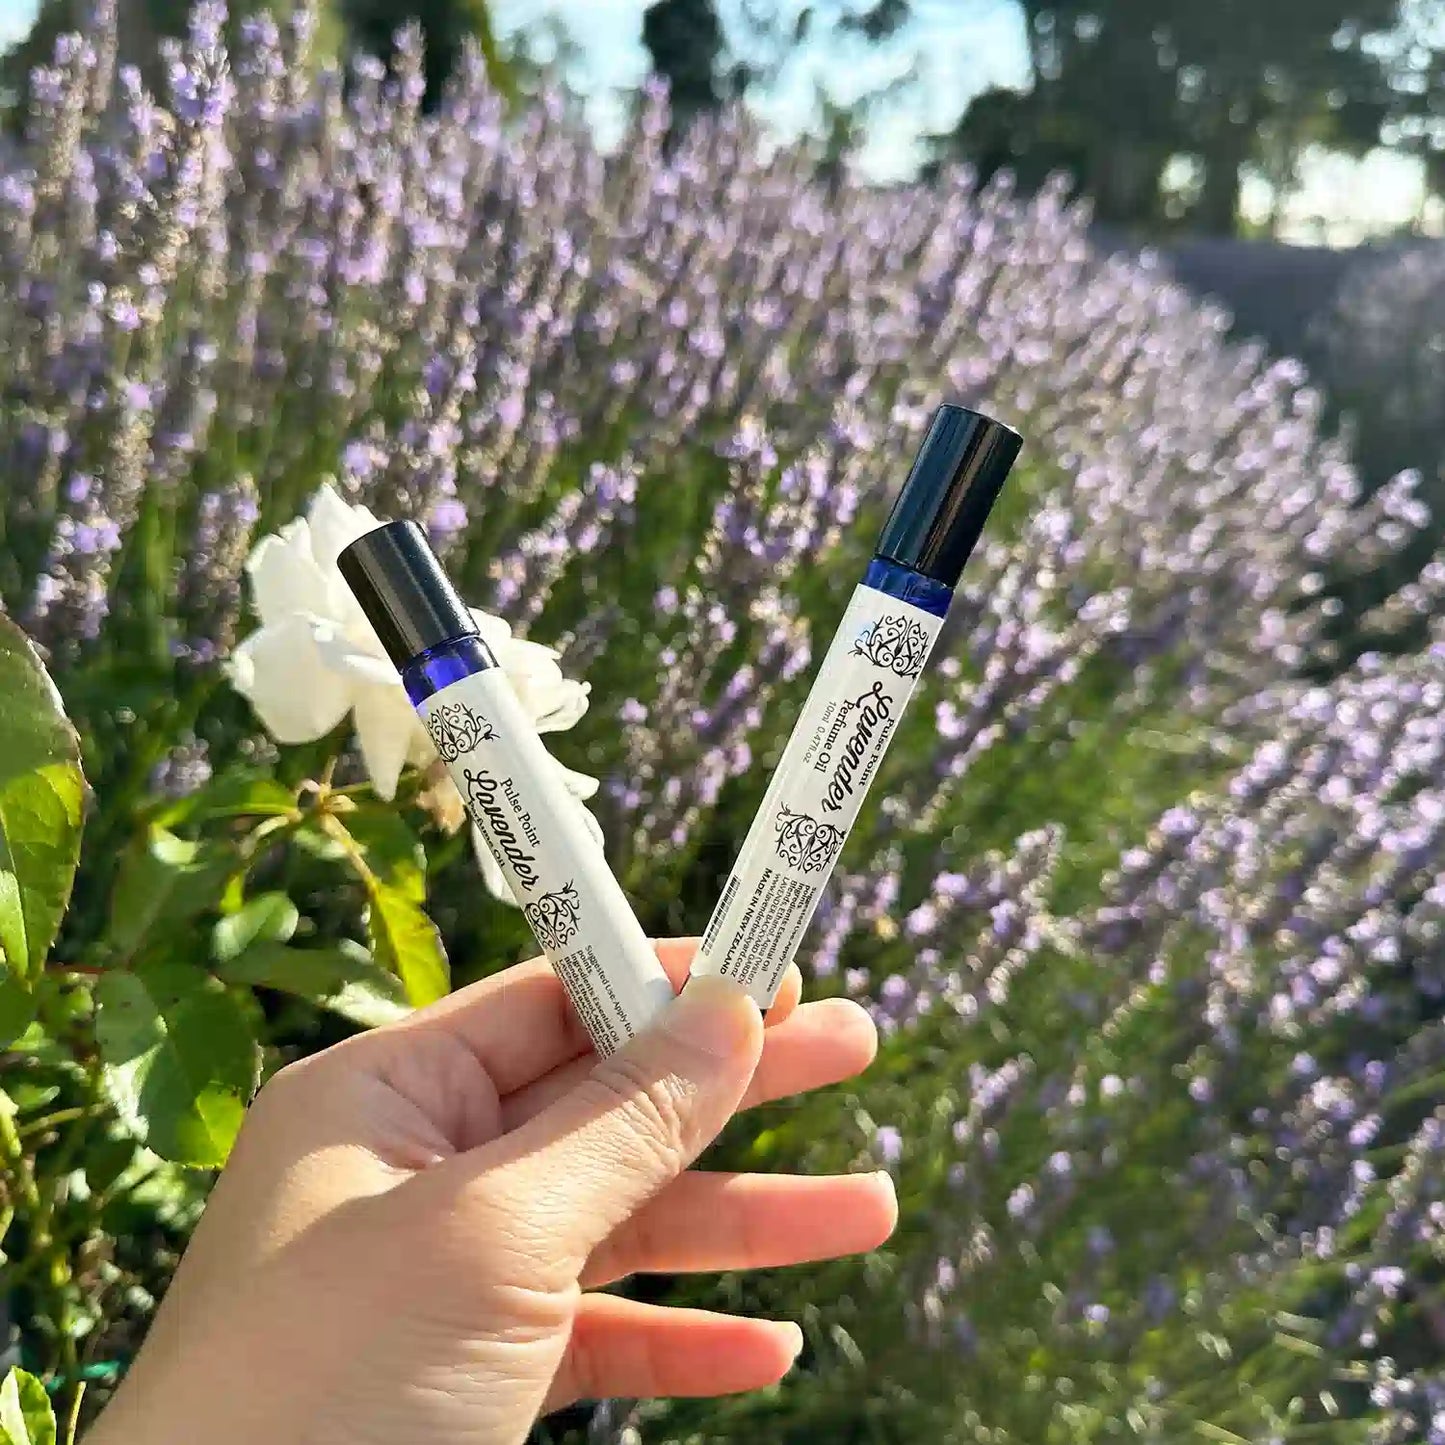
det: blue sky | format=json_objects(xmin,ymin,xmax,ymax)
[
  {"xmin": 492, "ymin": 0, "xmax": 1032, "ymax": 179},
  {"xmin": 0, "ymin": 0, "xmax": 31, "ymax": 44}
]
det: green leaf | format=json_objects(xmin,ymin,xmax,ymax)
[
  {"xmin": 331, "ymin": 810, "xmax": 443, "ymax": 1006},
  {"xmin": 0, "ymin": 615, "xmax": 85, "ymax": 984},
  {"xmin": 345, "ymin": 807, "xmax": 426, "ymax": 903},
  {"xmin": 96, "ymin": 964, "xmax": 260, "ymax": 1168},
  {"xmin": 107, "ymin": 828, "xmax": 234, "ymax": 958},
  {"xmin": 71, "ymin": 1128, "xmax": 143, "ymax": 1200},
  {"xmin": 217, "ymin": 939, "xmax": 411, "ymax": 1028},
  {"xmin": 365, "ymin": 879, "xmax": 448, "ymax": 1007},
  {"xmin": 155, "ymin": 772, "xmax": 296, "ymax": 827},
  {"xmin": 0, "ymin": 1368, "xmax": 56, "ymax": 1445},
  {"xmin": 212, "ymin": 892, "xmax": 299, "ymax": 963},
  {"xmin": 1194, "ymin": 1426, "xmax": 1252, "ymax": 1445},
  {"xmin": 0, "ymin": 975, "xmax": 36, "ymax": 1049},
  {"xmin": 291, "ymin": 823, "xmax": 347, "ymax": 863}
]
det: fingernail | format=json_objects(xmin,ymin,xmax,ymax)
[
  {"xmin": 781, "ymin": 1322, "xmax": 805, "ymax": 1362},
  {"xmin": 665, "ymin": 974, "xmax": 759, "ymax": 1058}
]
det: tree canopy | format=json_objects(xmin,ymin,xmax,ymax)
[
  {"xmin": 931, "ymin": 0, "xmax": 1409, "ymax": 233},
  {"xmin": 641, "ymin": 0, "xmax": 914, "ymax": 155}
]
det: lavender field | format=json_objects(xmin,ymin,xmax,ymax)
[{"xmin": 1, "ymin": 4, "xmax": 1443, "ymax": 1440}]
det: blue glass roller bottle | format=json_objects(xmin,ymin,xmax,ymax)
[
  {"xmin": 339, "ymin": 521, "xmax": 674, "ymax": 1054},
  {"xmin": 692, "ymin": 404, "xmax": 1023, "ymax": 1007}
]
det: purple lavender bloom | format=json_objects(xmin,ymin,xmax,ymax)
[
  {"xmin": 874, "ymin": 1126, "xmax": 903, "ymax": 1166},
  {"xmin": 149, "ymin": 735, "xmax": 213, "ymax": 796}
]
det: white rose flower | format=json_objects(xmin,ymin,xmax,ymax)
[{"xmin": 227, "ymin": 484, "xmax": 598, "ymax": 905}]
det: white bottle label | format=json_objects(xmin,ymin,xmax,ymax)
[
  {"xmin": 419, "ymin": 669, "xmax": 675, "ymax": 1054},
  {"xmin": 693, "ymin": 583, "xmax": 944, "ymax": 1005}
]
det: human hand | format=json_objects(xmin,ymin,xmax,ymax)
[{"xmin": 89, "ymin": 941, "xmax": 891, "ymax": 1444}]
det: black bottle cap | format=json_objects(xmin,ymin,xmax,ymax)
[
  {"xmin": 875, "ymin": 404, "xmax": 1023, "ymax": 588},
  {"xmin": 337, "ymin": 519, "xmax": 480, "ymax": 669}
]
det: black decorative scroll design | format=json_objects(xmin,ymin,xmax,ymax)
[
  {"xmin": 850, "ymin": 614, "xmax": 930, "ymax": 678},
  {"xmin": 524, "ymin": 882, "xmax": 583, "ymax": 951},
  {"xmin": 774, "ymin": 804, "xmax": 846, "ymax": 874},
  {"xmin": 425, "ymin": 701, "xmax": 497, "ymax": 761}
]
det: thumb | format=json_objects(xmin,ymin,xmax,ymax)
[{"xmin": 471, "ymin": 975, "xmax": 763, "ymax": 1279}]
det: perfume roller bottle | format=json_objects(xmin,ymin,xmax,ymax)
[
  {"xmin": 339, "ymin": 520, "xmax": 674, "ymax": 1055},
  {"xmin": 691, "ymin": 404, "xmax": 1023, "ymax": 1007}
]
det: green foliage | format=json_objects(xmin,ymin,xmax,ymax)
[
  {"xmin": 215, "ymin": 939, "xmax": 410, "ymax": 1027},
  {"xmin": 104, "ymin": 829, "xmax": 236, "ymax": 964},
  {"xmin": 211, "ymin": 891, "xmax": 299, "ymax": 963},
  {"xmin": 0, "ymin": 977, "xmax": 35, "ymax": 1049},
  {"xmin": 363, "ymin": 878, "xmax": 449, "ymax": 1007},
  {"xmin": 0, "ymin": 1370, "xmax": 56, "ymax": 1445},
  {"xmin": 0, "ymin": 612, "xmax": 447, "ymax": 1421},
  {"xmin": 95, "ymin": 965, "xmax": 260, "ymax": 1168},
  {"xmin": 333, "ymin": 806, "xmax": 449, "ymax": 1006},
  {"xmin": 79, "ymin": 786, "xmax": 443, "ymax": 1162},
  {"xmin": 0, "ymin": 616, "xmax": 85, "ymax": 986},
  {"xmin": 643, "ymin": 0, "xmax": 730, "ymax": 135}
]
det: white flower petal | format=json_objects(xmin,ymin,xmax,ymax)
[
  {"xmin": 495, "ymin": 633, "xmax": 562, "ymax": 670},
  {"xmin": 307, "ymin": 483, "xmax": 383, "ymax": 570},
  {"xmin": 501, "ymin": 650, "xmax": 589, "ymax": 728},
  {"xmin": 351, "ymin": 684, "xmax": 425, "ymax": 800},
  {"xmin": 467, "ymin": 607, "xmax": 590, "ymax": 731},
  {"xmin": 468, "ymin": 608, "xmax": 514, "ymax": 651},
  {"xmin": 231, "ymin": 486, "xmax": 599, "ymax": 828},
  {"xmin": 529, "ymin": 678, "xmax": 591, "ymax": 733},
  {"xmin": 310, "ymin": 619, "xmax": 399, "ymax": 687},
  {"xmin": 406, "ymin": 724, "xmax": 438, "ymax": 768},
  {"xmin": 229, "ymin": 617, "xmax": 352, "ymax": 743},
  {"xmin": 576, "ymin": 797, "xmax": 606, "ymax": 851},
  {"xmin": 554, "ymin": 761, "xmax": 601, "ymax": 802},
  {"xmin": 245, "ymin": 529, "xmax": 333, "ymax": 631}
]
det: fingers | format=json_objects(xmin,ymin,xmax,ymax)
[
  {"xmin": 501, "ymin": 995, "xmax": 876, "ymax": 1133},
  {"xmin": 764, "ymin": 962, "xmax": 804, "ymax": 1024},
  {"xmin": 442, "ymin": 976, "xmax": 765, "ymax": 1281},
  {"xmin": 389, "ymin": 942, "xmax": 800, "ymax": 1099},
  {"xmin": 543, "ymin": 1294, "xmax": 802, "ymax": 1411},
  {"xmin": 734, "ymin": 997, "xmax": 876, "ymax": 1111},
  {"xmin": 387, "ymin": 955, "xmax": 599, "ymax": 1096},
  {"xmin": 581, "ymin": 1170, "xmax": 897, "ymax": 1287}
]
